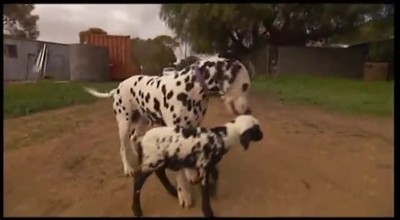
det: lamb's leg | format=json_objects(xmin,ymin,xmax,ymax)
[
  {"xmin": 132, "ymin": 170, "xmax": 152, "ymax": 217},
  {"xmin": 155, "ymin": 168, "xmax": 178, "ymax": 197},
  {"xmin": 209, "ymin": 166, "xmax": 219, "ymax": 198},
  {"xmin": 176, "ymin": 170, "xmax": 194, "ymax": 209},
  {"xmin": 200, "ymin": 169, "xmax": 214, "ymax": 217}
]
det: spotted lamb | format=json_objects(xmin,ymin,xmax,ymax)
[{"xmin": 132, "ymin": 115, "xmax": 264, "ymax": 217}]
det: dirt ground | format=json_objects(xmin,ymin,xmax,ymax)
[{"xmin": 4, "ymin": 92, "xmax": 394, "ymax": 217}]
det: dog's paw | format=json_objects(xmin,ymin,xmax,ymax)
[
  {"xmin": 124, "ymin": 166, "xmax": 135, "ymax": 177},
  {"xmin": 185, "ymin": 169, "xmax": 200, "ymax": 185},
  {"xmin": 178, "ymin": 190, "xmax": 194, "ymax": 209}
]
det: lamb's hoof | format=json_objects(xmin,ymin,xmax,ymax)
[
  {"xmin": 133, "ymin": 209, "xmax": 142, "ymax": 217},
  {"xmin": 203, "ymin": 209, "xmax": 214, "ymax": 217},
  {"xmin": 209, "ymin": 182, "xmax": 218, "ymax": 198}
]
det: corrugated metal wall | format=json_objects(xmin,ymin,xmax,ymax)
[
  {"xmin": 85, "ymin": 34, "xmax": 138, "ymax": 80},
  {"xmin": 3, "ymin": 37, "xmax": 70, "ymax": 81}
]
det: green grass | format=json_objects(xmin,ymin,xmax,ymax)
[
  {"xmin": 252, "ymin": 74, "xmax": 394, "ymax": 117},
  {"xmin": 4, "ymin": 80, "xmax": 119, "ymax": 119}
]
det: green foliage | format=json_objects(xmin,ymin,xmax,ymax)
[
  {"xmin": 3, "ymin": 4, "xmax": 40, "ymax": 39},
  {"xmin": 253, "ymin": 75, "xmax": 393, "ymax": 116},
  {"xmin": 367, "ymin": 39, "xmax": 394, "ymax": 61},
  {"xmin": 160, "ymin": 4, "xmax": 392, "ymax": 58},
  {"xmin": 4, "ymin": 81, "xmax": 119, "ymax": 119},
  {"xmin": 79, "ymin": 27, "xmax": 107, "ymax": 43},
  {"xmin": 131, "ymin": 35, "xmax": 177, "ymax": 75}
]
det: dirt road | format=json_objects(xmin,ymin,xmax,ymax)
[{"xmin": 4, "ymin": 93, "xmax": 394, "ymax": 217}]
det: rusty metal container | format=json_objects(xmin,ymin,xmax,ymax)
[{"xmin": 85, "ymin": 34, "xmax": 139, "ymax": 80}]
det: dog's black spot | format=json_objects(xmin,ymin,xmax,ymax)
[
  {"xmin": 156, "ymin": 80, "xmax": 161, "ymax": 88},
  {"xmin": 187, "ymin": 100, "xmax": 192, "ymax": 111},
  {"xmin": 175, "ymin": 147, "xmax": 180, "ymax": 153},
  {"xmin": 176, "ymin": 81, "xmax": 181, "ymax": 86},
  {"xmin": 176, "ymin": 93, "xmax": 188, "ymax": 106},
  {"xmin": 170, "ymin": 105, "xmax": 174, "ymax": 112},
  {"xmin": 184, "ymin": 75, "xmax": 191, "ymax": 83},
  {"xmin": 131, "ymin": 110, "xmax": 141, "ymax": 123},
  {"xmin": 116, "ymin": 89, "xmax": 120, "ymax": 94},
  {"xmin": 174, "ymin": 117, "xmax": 181, "ymax": 124},
  {"xmin": 174, "ymin": 126, "xmax": 180, "ymax": 133},
  {"xmin": 118, "ymin": 109, "xmax": 121, "ymax": 114},
  {"xmin": 242, "ymin": 83, "xmax": 249, "ymax": 92},
  {"xmin": 153, "ymin": 98, "xmax": 160, "ymax": 112},
  {"xmin": 167, "ymin": 91, "xmax": 174, "ymax": 100},
  {"xmin": 113, "ymin": 109, "xmax": 117, "ymax": 115},
  {"xmin": 185, "ymin": 83, "xmax": 194, "ymax": 92},
  {"xmin": 125, "ymin": 112, "xmax": 129, "ymax": 116},
  {"xmin": 161, "ymin": 85, "xmax": 167, "ymax": 96},
  {"xmin": 122, "ymin": 106, "xmax": 126, "ymax": 111},
  {"xmin": 181, "ymin": 127, "xmax": 197, "ymax": 139},
  {"xmin": 138, "ymin": 76, "xmax": 143, "ymax": 81},
  {"xmin": 145, "ymin": 93, "xmax": 150, "ymax": 103}
]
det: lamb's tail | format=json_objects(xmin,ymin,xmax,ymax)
[{"xmin": 83, "ymin": 87, "xmax": 116, "ymax": 98}]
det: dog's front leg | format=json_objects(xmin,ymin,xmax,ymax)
[
  {"xmin": 201, "ymin": 168, "xmax": 214, "ymax": 217},
  {"xmin": 176, "ymin": 170, "xmax": 194, "ymax": 209},
  {"xmin": 132, "ymin": 170, "xmax": 152, "ymax": 217}
]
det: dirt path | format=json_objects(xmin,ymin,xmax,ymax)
[{"xmin": 4, "ymin": 93, "xmax": 394, "ymax": 217}]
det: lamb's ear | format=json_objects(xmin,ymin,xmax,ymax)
[{"xmin": 239, "ymin": 130, "xmax": 251, "ymax": 150}]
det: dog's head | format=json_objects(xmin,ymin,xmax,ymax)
[
  {"xmin": 197, "ymin": 57, "xmax": 251, "ymax": 116},
  {"xmin": 232, "ymin": 115, "xmax": 263, "ymax": 150}
]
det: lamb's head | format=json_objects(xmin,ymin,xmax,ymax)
[{"xmin": 231, "ymin": 115, "xmax": 263, "ymax": 150}]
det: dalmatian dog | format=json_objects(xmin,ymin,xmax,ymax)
[{"xmin": 84, "ymin": 56, "xmax": 251, "ymax": 209}]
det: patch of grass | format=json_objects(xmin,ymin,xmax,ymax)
[
  {"xmin": 252, "ymin": 74, "xmax": 394, "ymax": 116},
  {"xmin": 4, "ymin": 80, "xmax": 119, "ymax": 119}
]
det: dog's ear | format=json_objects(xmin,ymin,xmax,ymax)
[{"xmin": 239, "ymin": 125, "xmax": 263, "ymax": 150}]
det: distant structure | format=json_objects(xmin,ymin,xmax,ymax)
[{"xmin": 3, "ymin": 33, "xmax": 139, "ymax": 82}]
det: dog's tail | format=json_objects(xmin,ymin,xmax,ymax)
[{"xmin": 83, "ymin": 87, "xmax": 116, "ymax": 98}]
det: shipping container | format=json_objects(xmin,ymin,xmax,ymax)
[{"xmin": 85, "ymin": 34, "xmax": 139, "ymax": 80}]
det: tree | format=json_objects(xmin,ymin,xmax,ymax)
[
  {"xmin": 131, "ymin": 36, "xmax": 177, "ymax": 75},
  {"xmin": 3, "ymin": 4, "xmax": 40, "ymax": 39},
  {"xmin": 175, "ymin": 55, "xmax": 199, "ymax": 70},
  {"xmin": 79, "ymin": 27, "xmax": 107, "ymax": 44},
  {"xmin": 160, "ymin": 4, "xmax": 391, "ymax": 59}
]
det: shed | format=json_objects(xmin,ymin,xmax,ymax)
[{"xmin": 3, "ymin": 35, "xmax": 70, "ymax": 81}]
